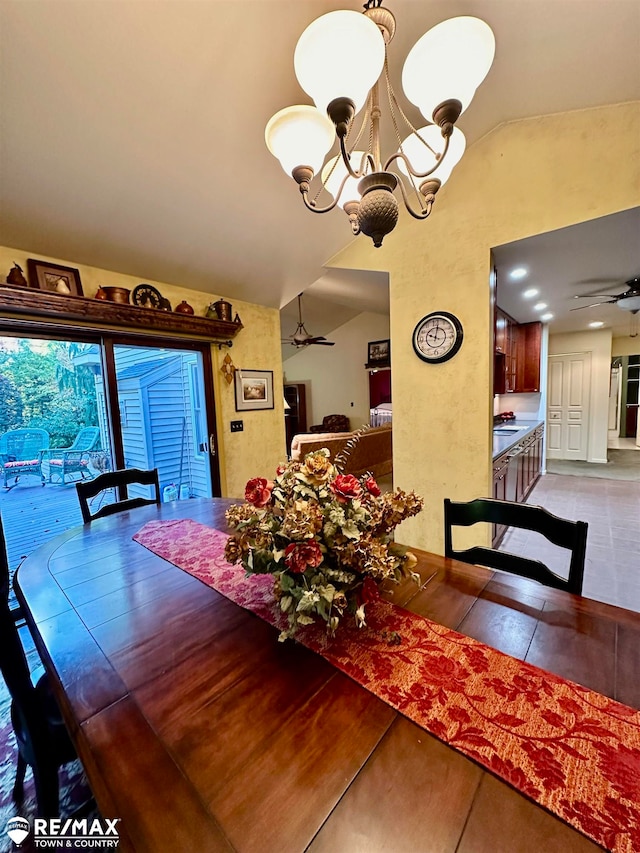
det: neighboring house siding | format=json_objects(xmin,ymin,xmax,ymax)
[
  {"xmin": 147, "ymin": 370, "xmax": 187, "ymax": 489},
  {"xmin": 92, "ymin": 345, "xmax": 212, "ymax": 500}
]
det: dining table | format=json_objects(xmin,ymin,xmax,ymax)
[{"xmin": 14, "ymin": 497, "xmax": 640, "ymax": 853}]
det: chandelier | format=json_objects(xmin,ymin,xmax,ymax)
[{"xmin": 265, "ymin": 2, "xmax": 495, "ymax": 248}]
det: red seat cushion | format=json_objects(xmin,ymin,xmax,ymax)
[
  {"xmin": 4, "ymin": 459, "xmax": 40, "ymax": 468},
  {"xmin": 49, "ymin": 459, "xmax": 88, "ymax": 467}
]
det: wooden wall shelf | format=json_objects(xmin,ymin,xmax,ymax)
[{"xmin": 0, "ymin": 285, "xmax": 243, "ymax": 342}]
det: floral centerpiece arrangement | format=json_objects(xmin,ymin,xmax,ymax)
[{"xmin": 224, "ymin": 447, "xmax": 423, "ymax": 641}]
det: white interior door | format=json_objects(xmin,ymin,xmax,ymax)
[{"xmin": 547, "ymin": 352, "xmax": 591, "ymax": 460}]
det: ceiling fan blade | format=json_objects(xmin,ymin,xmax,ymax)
[
  {"xmin": 311, "ymin": 340, "xmax": 335, "ymax": 346},
  {"xmin": 569, "ymin": 301, "xmax": 615, "ymax": 311},
  {"xmin": 572, "ymin": 294, "xmax": 620, "ymax": 299}
]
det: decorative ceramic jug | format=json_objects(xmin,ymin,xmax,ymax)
[{"xmin": 175, "ymin": 300, "xmax": 194, "ymax": 315}]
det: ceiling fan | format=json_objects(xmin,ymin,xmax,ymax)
[
  {"xmin": 282, "ymin": 294, "xmax": 335, "ymax": 348},
  {"xmin": 570, "ymin": 277, "xmax": 640, "ymax": 313}
]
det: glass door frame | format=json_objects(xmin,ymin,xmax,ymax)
[{"xmin": 0, "ymin": 322, "xmax": 221, "ymax": 497}]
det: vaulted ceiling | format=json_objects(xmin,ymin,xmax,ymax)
[{"xmin": 1, "ymin": 1, "xmax": 638, "ymax": 338}]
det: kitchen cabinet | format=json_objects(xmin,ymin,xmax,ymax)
[
  {"xmin": 494, "ymin": 308, "xmax": 541, "ymax": 395},
  {"xmin": 515, "ymin": 322, "xmax": 542, "ymax": 392},
  {"xmin": 492, "ymin": 454, "xmax": 509, "ymax": 544},
  {"xmin": 492, "ymin": 425, "xmax": 544, "ymax": 546}
]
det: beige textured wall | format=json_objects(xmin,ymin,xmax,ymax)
[
  {"xmin": 328, "ymin": 102, "xmax": 640, "ymax": 553},
  {"xmin": 0, "ymin": 246, "xmax": 285, "ymax": 498}
]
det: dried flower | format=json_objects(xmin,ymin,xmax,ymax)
[{"xmin": 225, "ymin": 450, "xmax": 423, "ymax": 640}]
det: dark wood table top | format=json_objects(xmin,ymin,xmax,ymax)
[{"xmin": 15, "ymin": 498, "xmax": 640, "ymax": 853}]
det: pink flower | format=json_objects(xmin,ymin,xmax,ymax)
[
  {"xmin": 284, "ymin": 540, "xmax": 323, "ymax": 574},
  {"xmin": 245, "ymin": 477, "xmax": 272, "ymax": 508},
  {"xmin": 363, "ymin": 476, "xmax": 381, "ymax": 497},
  {"xmin": 330, "ymin": 474, "xmax": 362, "ymax": 503}
]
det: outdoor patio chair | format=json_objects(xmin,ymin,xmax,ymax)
[
  {"xmin": 0, "ymin": 513, "xmax": 78, "ymax": 815},
  {"xmin": 43, "ymin": 426, "xmax": 101, "ymax": 485},
  {"xmin": 443, "ymin": 497, "xmax": 588, "ymax": 595},
  {"xmin": 0, "ymin": 428, "xmax": 49, "ymax": 490},
  {"xmin": 76, "ymin": 467, "xmax": 161, "ymax": 523}
]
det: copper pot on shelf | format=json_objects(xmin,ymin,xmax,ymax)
[
  {"xmin": 207, "ymin": 298, "xmax": 232, "ymax": 322},
  {"xmin": 102, "ymin": 287, "xmax": 131, "ymax": 304}
]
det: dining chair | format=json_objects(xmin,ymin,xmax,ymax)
[
  {"xmin": 0, "ymin": 513, "xmax": 78, "ymax": 816},
  {"xmin": 443, "ymin": 497, "xmax": 588, "ymax": 595},
  {"xmin": 76, "ymin": 467, "xmax": 161, "ymax": 523}
]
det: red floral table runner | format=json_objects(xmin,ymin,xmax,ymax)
[{"xmin": 134, "ymin": 519, "xmax": 640, "ymax": 852}]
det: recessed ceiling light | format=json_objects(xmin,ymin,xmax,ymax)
[
  {"xmin": 533, "ymin": 302, "xmax": 547, "ymax": 311},
  {"xmin": 509, "ymin": 267, "xmax": 528, "ymax": 280},
  {"xmin": 540, "ymin": 312, "xmax": 554, "ymax": 321},
  {"xmin": 589, "ymin": 321, "xmax": 604, "ymax": 328},
  {"xmin": 523, "ymin": 288, "xmax": 539, "ymax": 299}
]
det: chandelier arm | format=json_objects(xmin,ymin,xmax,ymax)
[
  {"xmin": 300, "ymin": 171, "xmax": 354, "ymax": 214},
  {"xmin": 339, "ymin": 135, "xmax": 365, "ymax": 179},
  {"xmin": 396, "ymin": 175, "xmax": 435, "ymax": 221},
  {"xmin": 383, "ymin": 133, "xmax": 451, "ymax": 178}
]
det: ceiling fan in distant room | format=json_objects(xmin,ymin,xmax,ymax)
[
  {"xmin": 282, "ymin": 294, "xmax": 336, "ymax": 348},
  {"xmin": 570, "ymin": 277, "xmax": 640, "ymax": 313}
]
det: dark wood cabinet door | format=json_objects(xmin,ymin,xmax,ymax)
[
  {"xmin": 515, "ymin": 322, "xmax": 542, "ymax": 392},
  {"xmin": 492, "ymin": 457, "xmax": 508, "ymax": 545}
]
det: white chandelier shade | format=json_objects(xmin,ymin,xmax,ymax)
[
  {"xmin": 265, "ymin": 4, "xmax": 495, "ymax": 247},
  {"xmin": 294, "ymin": 10, "xmax": 386, "ymax": 115},
  {"xmin": 398, "ymin": 126, "xmax": 466, "ymax": 188},
  {"xmin": 321, "ymin": 151, "xmax": 369, "ymax": 209},
  {"xmin": 265, "ymin": 105, "xmax": 335, "ymax": 177},
  {"xmin": 402, "ymin": 16, "xmax": 496, "ymax": 120}
]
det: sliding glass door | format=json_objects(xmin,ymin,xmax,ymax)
[
  {"xmin": 0, "ymin": 330, "xmax": 220, "ymax": 577},
  {"xmin": 111, "ymin": 343, "xmax": 215, "ymax": 500}
]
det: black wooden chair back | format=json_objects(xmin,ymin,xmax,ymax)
[
  {"xmin": 443, "ymin": 497, "xmax": 588, "ymax": 595},
  {"xmin": 0, "ymin": 513, "xmax": 77, "ymax": 815},
  {"xmin": 76, "ymin": 467, "xmax": 161, "ymax": 523}
]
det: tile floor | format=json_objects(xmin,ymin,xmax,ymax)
[{"xmin": 500, "ymin": 450, "xmax": 640, "ymax": 614}]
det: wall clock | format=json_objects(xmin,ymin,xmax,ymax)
[
  {"xmin": 132, "ymin": 283, "xmax": 163, "ymax": 309},
  {"xmin": 412, "ymin": 311, "xmax": 464, "ymax": 364}
]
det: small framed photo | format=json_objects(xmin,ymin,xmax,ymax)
[
  {"xmin": 235, "ymin": 369, "xmax": 274, "ymax": 412},
  {"xmin": 27, "ymin": 259, "xmax": 83, "ymax": 297},
  {"xmin": 368, "ymin": 339, "xmax": 390, "ymax": 364}
]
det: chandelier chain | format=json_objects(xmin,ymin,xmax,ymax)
[{"xmin": 383, "ymin": 54, "xmax": 424, "ymax": 208}]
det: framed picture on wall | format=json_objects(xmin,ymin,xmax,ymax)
[
  {"xmin": 235, "ymin": 369, "xmax": 274, "ymax": 411},
  {"xmin": 368, "ymin": 339, "xmax": 390, "ymax": 365},
  {"xmin": 27, "ymin": 259, "xmax": 84, "ymax": 296}
]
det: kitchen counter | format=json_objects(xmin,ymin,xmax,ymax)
[{"xmin": 492, "ymin": 419, "xmax": 544, "ymax": 459}]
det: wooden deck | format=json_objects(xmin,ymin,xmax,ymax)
[{"xmin": 0, "ymin": 477, "xmax": 85, "ymax": 574}]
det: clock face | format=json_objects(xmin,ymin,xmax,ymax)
[
  {"xmin": 132, "ymin": 283, "xmax": 163, "ymax": 309},
  {"xmin": 412, "ymin": 312, "xmax": 463, "ymax": 364}
]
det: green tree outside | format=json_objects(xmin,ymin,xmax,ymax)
[{"xmin": 0, "ymin": 338, "xmax": 99, "ymax": 447}]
